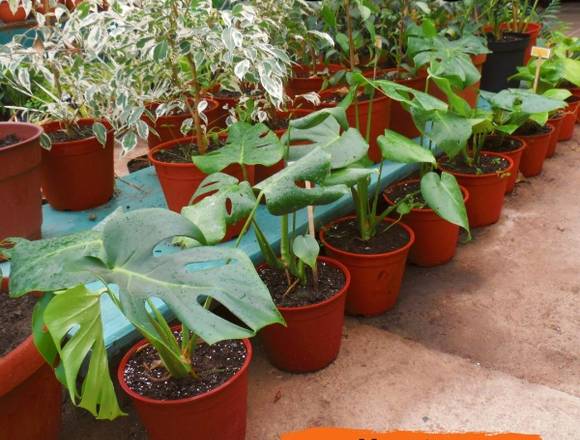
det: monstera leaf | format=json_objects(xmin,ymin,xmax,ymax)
[
  {"xmin": 377, "ymin": 129, "xmax": 436, "ymax": 164},
  {"xmin": 181, "ymin": 173, "xmax": 257, "ymax": 244},
  {"xmin": 255, "ymin": 148, "xmax": 349, "ymax": 215},
  {"xmin": 192, "ymin": 121, "xmax": 283, "ymax": 174}
]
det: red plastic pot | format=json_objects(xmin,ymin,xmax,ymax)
[
  {"xmin": 146, "ymin": 98, "xmax": 220, "ymax": 149},
  {"xmin": 0, "ymin": 122, "xmax": 43, "ymax": 240},
  {"xmin": 383, "ymin": 181, "xmax": 469, "ymax": 267},
  {"xmin": 514, "ymin": 125, "xmax": 554, "ymax": 177},
  {"xmin": 500, "ymin": 22, "xmax": 542, "ymax": 64},
  {"xmin": 320, "ymin": 216, "xmax": 415, "ymax": 316},
  {"xmin": 546, "ymin": 112, "xmax": 565, "ymax": 158},
  {"xmin": 118, "ymin": 334, "xmax": 252, "ymax": 440},
  {"xmin": 286, "ymin": 63, "xmax": 342, "ymax": 97},
  {"xmin": 558, "ymin": 97, "xmax": 580, "ymax": 141},
  {"xmin": 481, "ymin": 136, "xmax": 526, "ymax": 194},
  {"xmin": 41, "ymin": 119, "xmax": 114, "ymax": 211},
  {"xmin": 259, "ymin": 257, "xmax": 350, "ymax": 373},
  {"xmin": 388, "ymin": 69, "xmax": 427, "ymax": 139},
  {"xmin": 0, "ymin": 278, "xmax": 62, "ymax": 440},
  {"xmin": 441, "ymin": 152, "xmax": 513, "ymax": 228},
  {"xmin": 0, "ymin": 2, "xmax": 28, "ymax": 22}
]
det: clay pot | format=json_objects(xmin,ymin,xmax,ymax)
[
  {"xmin": 286, "ymin": 63, "xmax": 342, "ymax": 97},
  {"xmin": 41, "ymin": 119, "xmax": 114, "ymax": 211},
  {"xmin": 0, "ymin": 2, "xmax": 28, "ymax": 22},
  {"xmin": 441, "ymin": 152, "xmax": 513, "ymax": 228},
  {"xmin": 260, "ymin": 257, "xmax": 350, "ymax": 373},
  {"xmin": 558, "ymin": 96, "xmax": 580, "ymax": 141},
  {"xmin": 0, "ymin": 122, "xmax": 43, "ymax": 240},
  {"xmin": 499, "ymin": 22, "xmax": 542, "ymax": 65},
  {"xmin": 320, "ymin": 216, "xmax": 415, "ymax": 316},
  {"xmin": 118, "ymin": 334, "xmax": 252, "ymax": 440},
  {"xmin": 0, "ymin": 278, "xmax": 62, "ymax": 440},
  {"xmin": 384, "ymin": 181, "xmax": 469, "ymax": 267},
  {"xmin": 515, "ymin": 125, "xmax": 554, "ymax": 177},
  {"xmin": 546, "ymin": 112, "xmax": 566, "ymax": 158},
  {"xmin": 481, "ymin": 135, "xmax": 526, "ymax": 194},
  {"xmin": 146, "ymin": 98, "xmax": 220, "ymax": 149}
]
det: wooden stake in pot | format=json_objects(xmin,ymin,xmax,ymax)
[{"xmin": 530, "ymin": 46, "xmax": 552, "ymax": 92}]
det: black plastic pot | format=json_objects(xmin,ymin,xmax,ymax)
[{"xmin": 481, "ymin": 33, "xmax": 530, "ymax": 92}]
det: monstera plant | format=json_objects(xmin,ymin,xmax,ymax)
[{"xmin": 4, "ymin": 208, "xmax": 283, "ymax": 420}]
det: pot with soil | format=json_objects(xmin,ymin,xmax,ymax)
[
  {"xmin": 558, "ymin": 96, "xmax": 580, "ymax": 141},
  {"xmin": 118, "ymin": 327, "xmax": 252, "ymax": 440},
  {"xmin": 0, "ymin": 122, "xmax": 43, "ymax": 240},
  {"xmin": 513, "ymin": 123, "xmax": 554, "ymax": 177},
  {"xmin": 286, "ymin": 63, "xmax": 342, "ymax": 97},
  {"xmin": 440, "ymin": 152, "xmax": 514, "ymax": 228},
  {"xmin": 546, "ymin": 111, "xmax": 566, "ymax": 158},
  {"xmin": 499, "ymin": 22, "xmax": 542, "ymax": 65},
  {"xmin": 481, "ymin": 135, "xmax": 526, "ymax": 193},
  {"xmin": 320, "ymin": 216, "xmax": 415, "ymax": 316},
  {"xmin": 0, "ymin": 278, "xmax": 61, "ymax": 440},
  {"xmin": 383, "ymin": 180, "xmax": 469, "ymax": 267},
  {"xmin": 480, "ymin": 33, "xmax": 530, "ymax": 92},
  {"xmin": 41, "ymin": 118, "xmax": 114, "ymax": 211},
  {"xmin": 258, "ymin": 257, "xmax": 350, "ymax": 373}
]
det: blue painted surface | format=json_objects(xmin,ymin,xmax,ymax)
[{"xmin": 0, "ymin": 21, "xmax": 37, "ymax": 46}]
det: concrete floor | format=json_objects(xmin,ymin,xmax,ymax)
[{"xmin": 62, "ymin": 7, "xmax": 580, "ymax": 440}]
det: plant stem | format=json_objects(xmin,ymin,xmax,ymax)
[{"xmin": 280, "ymin": 214, "xmax": 291, "ymax": 268}]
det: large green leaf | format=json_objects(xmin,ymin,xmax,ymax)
[
  {"xmin": 181, "ymin": 173, "xmax": 256, "ymax": 244},
  {"xmin": 255, "ymin": 148, "xmax": 348, "ymax": 215},
  {"xmin": 377, "ymin": 129, "xmax": 436, "ymax": 164},
  {"xmin": 192, "ymin": 122, "xmax": 283, "ymax": 174},
  {"xmin": 413, "ymin": 109, "xmax": 472, "ymax": 159},
  {"xmin": 42, "ymin": 285, "xmax": 124, "ymax": 420},
  {"xmin": 482, "ymin": 89, "xmax": 566, "ymax": 114},
  {"xmin": 421, "ymin": 171, "xmax": 470, "ymax": 234}
]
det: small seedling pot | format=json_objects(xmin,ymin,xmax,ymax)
[
  {"xmin": 259, "ymin": 257, "xmax": 350, "ymax": 373},
  {"xmin": 384, "ymin": 180, "xmax": 470, "ymax": 267},
  {"xmin": 546, "ymin": 112, "xmax": 566, "ymax": 158},
  {"xmin": 320, "ymin": 216, "xmax": 415, "ymax": 317},
  {"xmin": 515, "ymin": 125, "xmax": 554, "ymax": 177}
]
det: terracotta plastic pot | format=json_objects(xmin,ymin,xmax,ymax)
[
  {"xmin": 0, "ymin": 122, "xmax": 43, "ymax": 240},
  {"xmin": 0, "ymin": 279, "xmax": 62, "ymax": 440},
  {"xmin": 570, "ymin": 87, "xmax": 580, "ymax": 123},
  {"xmin": 320, "ymin": 216, "xmax": 415, "ymax": 316},
  {"xmin": 385, "ymin": 69, "xmax": 427, "ymax": 139},
  {"xmin": 286, "ymin": 63, "xmax": 342, "ymax": 97},
  {"xmin": 0, "ymin": 3, "xmax": 28, "ymax": 22},
  {"xmin": 499, "ymin": 22, "xmax": 542, "ymax": 64},
  {"xmin": 259, "ymin": 257, "xmax": 350, "ymax": 373},
  {"xmin": 146, "ymin": 98, "xmax": 220, "ymax": 149},
  {"xmin": 41, "ymin": 119, "xmax": 114, "ymax": 211},
  {"xmin": 441, "ymin": 152, "xmax": 513, "ymax": 228},
  {"xmin": 515, "ymin": 125, "xmax": 554, "ymax": 177},
  {"xmin": 546, "ymin": 113, "xmax": 565, "ymax": 158},
  {"xmin": 317, "ymin": 88, "xmax": 392, "ymax": 163},
  {"xmin": 481, "ymin": 136, "xmax": 526, "ymax": 194},
  {"xmin": 558, "ymin": 97, "xmax": 580, "ymax": 141},
  {"xmin": 384, "ymin": 181, "xmax": 469, "ymax": 267},
  {"xmin": 118, "ymin": 334, "xmax": 252, "ymax": 440}
]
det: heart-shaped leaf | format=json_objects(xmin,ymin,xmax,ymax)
[
  {"xmin": 421, "ymin": 171, "xmax": 470, "ymax": 234},
  {"xmin": 377, "ymin": 129, "xmax": 436, "ymax": 164}
]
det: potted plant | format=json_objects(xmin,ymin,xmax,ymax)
[
  {"xmin": 0, "ymin": 0, "xmax": 31, "ymax": 22},
  {"xmin": 3, "ymin": 207, "xmax": 284, "ymax": 439},
  {"xmin": 500, "ymin": 0, "xmax": 544, "ymax": 64}
]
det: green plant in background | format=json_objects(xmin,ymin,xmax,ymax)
[{"xmin": 2, "ymin": 208, "xmax": 283, "ymax": 420}]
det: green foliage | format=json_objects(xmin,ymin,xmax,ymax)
[{"xmin": 421, "ymin": 172, "xmax": 470, "ymax": 234}]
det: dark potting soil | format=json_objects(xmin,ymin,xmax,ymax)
[
  {"xmin": 441, "ymin": 155, "xmax": 511, "ymax": 175},
  {"xmin": 294, "ymin": 67, "xmax": 335, "ymax": 79},
  {"xmin": 124, "ymin": 333, "xmax": 246, "ymax": 401},
  {"xmin": 257, "ymin": 260, "xmax": 345, "ymax": 308},
  {"xmin": 127, "ymin": 154, "xmax": 151, "ymax": 173},
  {"xmin": 483, "ymin": 136, "xmax": 524, "ymax": 153},
  {"xmin": 323, "ymin": 217, "xmax": 410, "ymax": 255},
  {"xmin": 47, "ymin": 125, "xmax": 95, "ymax": 143},
  {"xmin": 266, "ymin": 117, "xmax": 291, "ymax": 131},
  {"xmin": 486, "ymin": 32, "xmax": 527, "ymax": 43},
  {"xmin": 514, "ymin": 121, "xmax": 551, "ymax": 137},
  {"xmin": 0, "ymin": 133, "xmax": 20, "ymax": 149},
  {"xmin": 320, "ymin": 91, "xmax": 372, "ymax": 105},
  {"xmin": 153, "ymin": 141, "xmax": 222, "ymax": 164},
  {"xmin": 0, "ymin": 290, "xmax": 37, "ymax": 357},
  {"xmin": 385, "ymin": 181, "xmax": 425, "ymax": 206},
  {"xmin": 375, "ymin": 70, "xmax": 415, "ymax": 82}
]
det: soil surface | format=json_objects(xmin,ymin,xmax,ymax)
[
  {"xmin": 153, "ymin": 141, "xmax": 222, "ymax": 164},
  {"xmin": 385, "ymin": 181, "xmax": 425, "ymax": 207},
  {"xmin": 514, "ymin": 122, "xmax": 551, "ymax": 137},
  {"xmin": 258, "ymin": 260, "xmax": 345, "ymax": 308},
  {"xmin": 0, "ymin": 133, "xmax": 20, "ymax": 149},
  {"xmin": 127, "ymin": 154, "xmax": 151, "ymax": 174},
  {"xmin": 294, "ymin": 67, "xmax": 335, "ymax": 79},
  {"xmin": 266, "ymin": 116, "xmax": 292, "ymax": 131},
  {"xmin": 47, "ymin": 125, "xmax": 95, "ymax": 143},
  {"xmin": 323, "ymin": 217, "xmax": 410, "ymax": 255},
  {"xmin": 441, "ymin": 154, "xmax": 511, "ymax": 175},
  {"xmin": 123, "ymin": 333, "xmax": 246, "ymax": 400},
  {"xmin": 0, "ymin": 290, "xmax": 37, "ymax": 356},
  {"xmin": 483, "ymin": 136, "xmax": 524, "ymax": 153}
]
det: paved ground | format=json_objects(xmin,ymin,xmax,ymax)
[{"xmin": 62, "ymin": 7, "xmax": 580, "ymax": 440}]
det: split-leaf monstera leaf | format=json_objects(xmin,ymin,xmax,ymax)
[{"xmin": 7, "ymin": 208, "xmax": 283, "ymax": 421}]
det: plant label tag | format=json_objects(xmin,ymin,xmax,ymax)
[{"xmin": 531, "ymin": 46, "xmax": 552, "ymax": 59}]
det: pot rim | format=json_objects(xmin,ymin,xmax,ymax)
[
  {"xmin": 291, "ymin": 62, "xmax": 343, "ymax": 78},
  {"xmin": 41, "ymin": 118, "xmax": 112, "ymax": 147},
  {"xmin": 481, "ymin": 134, "xmax": 527, "ymax": 154},
  {"xmin": 146, "ymin": 97, "xmax": 220, "ymax": 123},
  {"xmin": 258, "ymin": 256, "xmax": 351, "ymax": 313},
  {"xmin": 513, "ymin": 124, "xmax": 554, "ymax": 140},
  {"xmin": 383, "ymin": 178, "xmax": 470, "ymax": 213},
  {"xmin": 117, "ymin": 330, "xmax": 253, "ymax": 407},
  {"xmin": 320, "ymin": 215, "xmax": 416, "ymax": 259},
  {"xmin": 318, "ymin": 86, "xmax": 390, "ymax": 105},
  {"xmin": 0, "ymin": 121, "xmax": 43, "ymax": 153},
  {"xmin": 148, "ymin": 134, "xmax": 228, "ymax": 169},
  {"xmin": 439, "ymin": 151, "xmax": 515, "ymax": 178},
  {"xmin": 549, "ymin": 111, "xmax": 567, "ymax": 122}
]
